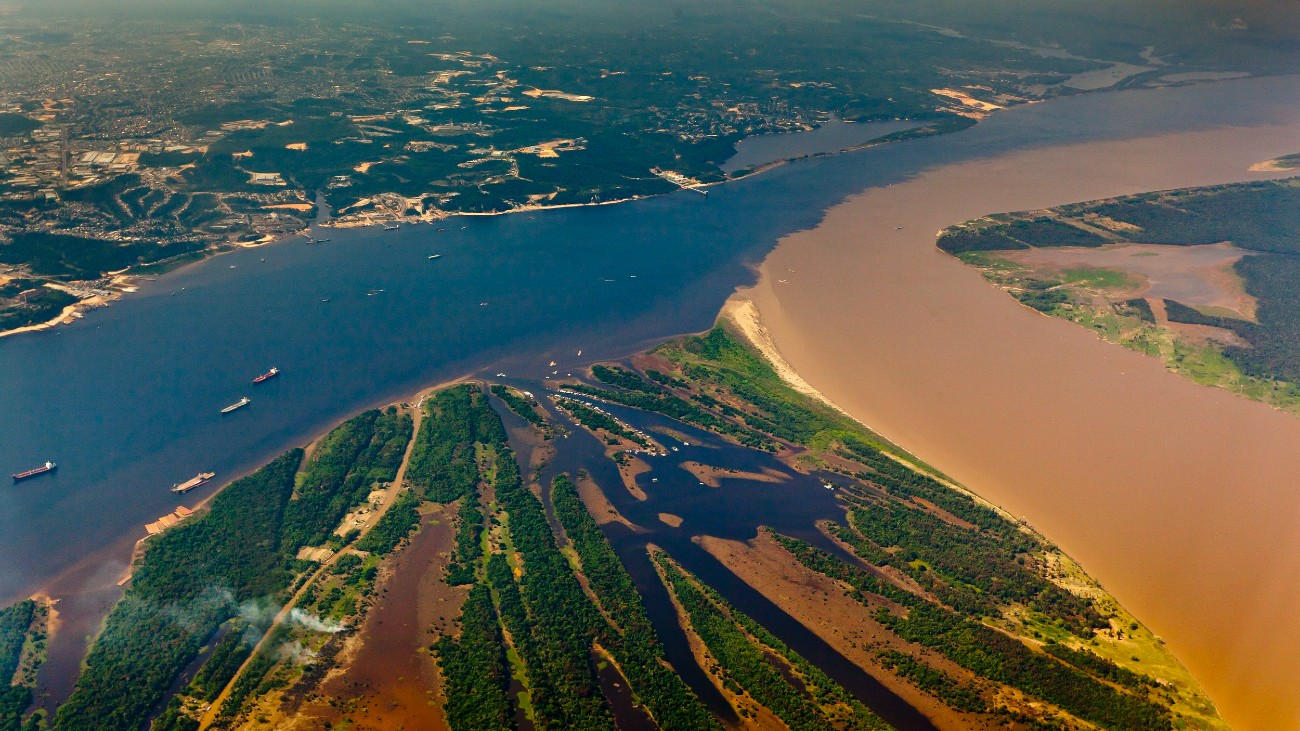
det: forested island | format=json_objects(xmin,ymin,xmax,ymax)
[
  {"xmin": 0, "ymin": 316, "xmax": 1227, "ymax": 730},
  {"xmin": 940, "ymin": 176, "xmax": 1300, "ymax": 412}
]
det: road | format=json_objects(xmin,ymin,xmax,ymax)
[{"xmin": 197, "ymin": 393, "xmax": 430, "ymax": 728}]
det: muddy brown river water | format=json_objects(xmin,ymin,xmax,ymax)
[{"xmin": 741, "ymin": 81, "xmax": 1300, "ymax": 730}]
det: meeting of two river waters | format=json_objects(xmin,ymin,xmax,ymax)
[{"xmin": 3, "ymin": 3, "xmax": 1300, "ymax": 730}]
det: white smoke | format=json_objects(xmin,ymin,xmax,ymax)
[
  {"xmin": 288, "ymin": 607, "xmax": 346, "ymax": 633},
  {"xmin": 279, "ymin": 639, "xmax": 318, "ymax": 665},
  {"xmin": 235, "ymin": 596, "xmax": 281, "ymax": 643}
]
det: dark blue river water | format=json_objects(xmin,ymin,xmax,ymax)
[{"xmin": 2, "ymin": 74, "xmax": 1297, "ymax": 605}]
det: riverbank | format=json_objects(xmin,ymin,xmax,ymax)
[
  {"xmin": 17, "ymin": 317, "xmax": 1226, "ymax": 729},
  {"xmin": 0, "ymin": 115, "xmax": 945, "ymax": 341},
  {"xmin": 735, "ymin": 75, "xmax": 1300, "ymax": 730},
  {"xmin": 25, "ymin": 377, "xmax": 467, "ymax": 716}
]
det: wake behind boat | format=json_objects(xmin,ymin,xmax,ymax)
[
  {"xmin": 221, "ymin": 397, "xmax": 251, "ymax": 414},
  {"xmin": 12, "ymin": 461, "xmax": 56, "ymax": 482},
  {"xmin": 252, "ymin": 367, "xmax": 279, "ymax": 384},
  {"xmin": 171, "ymin": 472, "xmax": 215, "ymax": 493}
]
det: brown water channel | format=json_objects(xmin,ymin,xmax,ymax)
[{"xmin": 741, "ymin": 78, "xmax": 1300, "ymax": 730}]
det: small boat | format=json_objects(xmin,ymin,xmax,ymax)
[
  {"xmin": 428, "ymin": 254, "xmax": 442, "ymax": 260},
  {"xmin": 221, "ymin": 397, "xmax": 251, "ymax": 414},
  {"xmin": 437, "ymin": 228, "xmax": 447, "ymax": 232},
  {"xmin": 252, "ymin": 367, "xmax": 280, "ymax": 384},
  {"xmin": 315, "ymin": 238, "xmax": 331, "ymax": 243},
  {"xmin": 171, "ymin": 472, "xmax": 216, "ymax": 494},
  {"xmin": 12, "ymin": 461, "xmax": 56, "ymax": 482}
]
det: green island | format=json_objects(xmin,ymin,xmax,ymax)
[
  {"xmin": 0, "ymin": 599, "xmax": 46, "ymax": 731},
  {"xmin": 0, "ymin": 321, "xmax": 1229, "ymax": 729},
  {"xmin": 940, "ymin": 176, "xmax": 1300, "ymax": 413}
]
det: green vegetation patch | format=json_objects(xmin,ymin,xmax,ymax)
[
  {"xmin": 875, "ymin": 649, "xmax": 985, "ymax": 712},
  {"xmin": 353, "ymin": 490, "xmax": 421, "ymax": 555},
  {"xmin": 0, "ymin": 113, "xmax": 40, "ymax": 136},
  {"xmin": 406, "ymin": 385, "xmax": 504, "ymax": 502},
  {"xmin": 57, "ymin": 406, "xmax": 413, "ymax": 731},
  {"xmin": 282, "ymin": 406, "xmax": 412, "ymax": 550},
  {"xmin": 773, "ymin": 534, "xmax": 1169, "ymax": 731},
  {"xmin": 0, "ymin": 599, "xmax": 39, "ymax": 731},
  {"xmin": 567, "ymin": 363, "xmax": 774, "ymax": 450},
  {"xmin": 435, "ymin": 583, "xmax": 514, "ymax": 730},
  {"xmin": 1060, "ymin": 266, "xmax": 1137, "ymax": 290},
  {"xmin": 490, "ymin": 384, "xmax": 547, "ymax": 429},
  {"xmin": 0, "ymin": 281, "xmax": 78, "ymax": 333},
  {"xmin": 0, "ymin": 232, "xmax": 184, "ymax": 280},
  {"xmin": 657, "ymin": 555, "xmax": 889, "ymax": 731},
  {"xmin": 947, "ymin": 179, "xmax": 1300, "ymax": 405},
  {"xmin": 551, "ymin": 475, "xmax": 718, "ymax": 729},
  {"xmin": 557, "ymin": 398, "xmax": 649, "ymax": 448}
]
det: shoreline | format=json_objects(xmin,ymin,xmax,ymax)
[
  {"xmin": 0, "ymin": 115, "xmax": 951, "ymax": 341},
  {"xmin": 102, "ymin": 373, "xmax": 474, "ymax": 592},
  {"xmin": 22, "ymin": 374, "xmax": 473, "ymax": 713}
]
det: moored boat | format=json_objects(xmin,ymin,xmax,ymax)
[
  {"xmin": 253, "ymin": 367, "xmax": 280, "ymax": 384},
  {"xmin": 171, "ymin": 472, "xmax": 216, "ymax": 493},
  {"xmin": 221, "ymin": 397, "xmax": 251, "ymax": 414},
  {"xmin": 12, "ymin": 461, "xmax": 56, "ymax": 482}
]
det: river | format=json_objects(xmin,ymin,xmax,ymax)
[
  {"xmin": 741, "ymin": 75, "xmax": 1300, "ymax": 730},
  {"xmin": 3, "ymin": 74, "xmax": 1299, "ymax": 726}
]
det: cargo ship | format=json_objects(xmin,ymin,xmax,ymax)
[
  {"xmin": 221, "ymin": 397, "xmax": 251, "ymax": 414},
  {"xmin": 12, "ymin": 461, "xmax": 56, "ymax": 482},
  {"xmin": 171, "ymin": 472, "xmax": 215, "ymax": 493},
  {"xmin": 253, "ymin": 367, "xmax": 280, "ymax": 384},
  {"xmin": 383, "ymin": 224, "xmax": 399, "ymax": 231}
]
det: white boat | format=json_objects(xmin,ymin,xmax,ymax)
[
  {"xmin": 172, "ymin": 472, "xmax": 216, "ymax": 493},
  {"xmin": 221, "ymin": 397, "xmax": 251, "ymax": 414}
]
